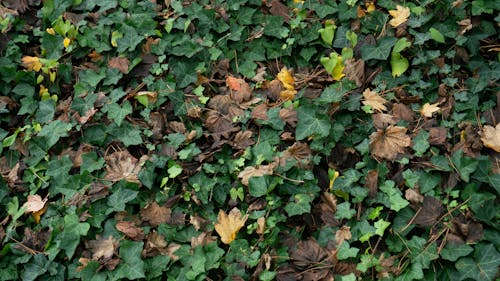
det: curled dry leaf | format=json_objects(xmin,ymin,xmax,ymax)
[
  {"xmin": 388, "ymin": 5, "xmax": 410, "ymax": 28},
  {"xmin": 115, "ymin": 221, "xmax": 144, "ymax": 241},
  {"xmin": 134, "ymin": 91, "xmax": 158, "ymax": 105},
  {"xmin": 480, "ymin": 124, "xmax": 500, "ymax": 152},
  {"xmin": 335, "ymin": 226, "xmax": 352, "ymax": 246},
  {"xmin": 226, "ymin": 75, "xmax": 252, "ymax": 103},
  {"xmin": 279, "ymin": 106, "xmax": 298, "ymax": 127},
  {"xmin": 232, "ymin": 130, "xmax": 255, "ymax": 150},
  {"xmin": 344, "ymin": 58, "xmax": 365, "ymax": 87},
  {"xmin": 238, "ymin": 163, "xmax": 275, "ymax": 186},
  {"xmin": 370, "ymin": 125, "xmax": 411, "ymax": 160},
  {"xmin": 214, "ymin": 207, "xmax": 248, "ymax": 244},
  {"xmin": 256, "ymin": 217, "xmax": 266, "ymax": 234},
  {"xmin": 23, "ymin": 194, "xmax": 47, "ymax": 213},
  {"xmin": 88, "ymin": 236, "xmax": 117, "ymax": 260},
  {"xmin": 392, "ymin": 103, "xmax": 416, "ymax": 122},
  {"xmin": 104, "ymin": 150, "xmax": 146, "ymax": 184},
  {"xmin": 363, "ymin": 88, "xmax": 387, "ymax": 112},
  {"xmin": 420, "ymin": 102, "xmax": 440, "ymax": 117},
  {"xmin": 405, "ymin": 188, "xmax": 424, "ymax": 204}
]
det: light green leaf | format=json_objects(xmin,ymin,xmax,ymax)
[
  {"xmin": 337, "ymin": 242, "xmax": 359, "ymax": 260},
  {"xmin": 429, "ymin": 27, "xmax": 445, "ymax": 43},
  {"xmin": 391, "ymin": 53, "xmax": 409, "ymax": 77},
  {"xmin": 374, "ymin": 219, "xmax": 390, "ymax": 236},
  {"xmin": 284, "ymin": 194, "xmax": 313, "ymax": 216},
  {"xmin": 335, "ymin": 202, "xmax": 356, "ymax": 220},
  {"xmin": 379, "ymin": 180, "xmax": 409, "ymax": 211}
]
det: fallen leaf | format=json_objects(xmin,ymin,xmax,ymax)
[
  {"xmin": 405, "ymin": 188, "xmax": 424, "ymax": 204},
  {"xmin": 335, "ymin": 226, "xmax": 352, "ymax": 245},
  {"xmin": 420, "ymin": 102, "xmax": 440, "ymax": 117},
  {"xmin": 372, "ymin": 113, "xmax": 397, "ymax": 129},
  {"xmin": 116, "ymin": 221, "xmax": 144, "ymax": 241},
  {"xmin": 392, "ymin": 103, "xmax": 416, "ymax": 122},
  {"xmin": 205, "ymin": 110, "xmax": 236, "ymax": 137},
  {"xmin": 388, "ymin": 5, "xmax": 410, "ymax": 28},
  {"xmin": 214, "ymin": 207, "xmax": 248, "ymax": 244},
  {"xmin": 104, "ymin": 150, "xmax": 146, "ymax": 184},
  {"xmin": 344, "ymin": 58, "xmax": 365, "ymax": 87},
  {"xmin": 21, "ymin": 56, "xmax": 42, "ymax": 72},
  {"xmin": 277, "ymin": 67, "xmax": 297, "ymax": 100},
  {"xmin": 134, "ymin": 91, "xmax": 158, "ymax": 105},
  {"xmin": 365, "ymin": 170, "xmax": 379, "ymax": 198},
  {"xmin": 140, "ymin": 202, "xmax": 172, "ymax": 227},
  {"xmin": 108, "ymin": 56, "xmax": 130, "ymax": 74},
  {"xmin": 87, "ymin": 236, "xmax": 117, "ymax": 260},
  {"xmin": 480, "ymin": 124, "xmax": 500, "ymax": 152},
  {"xmin": 414, "ymin": 196, "xmax": 443, "ymax": 227},
  {"xmin": 231, "ymin": 130, "xmax": 255, "ymax": 150},
  {"xmin": 279, "ymin": 106, "xmax": 298, "ymax": 127},
  {"xmin": 88, "ymin": 50, "xmax": 103, "ymax": 62},
  {"xmin": 191, "ymin": 232, "xmax": 217, "ymax": 248},
  {"xmin": 252, "ymin": 103, "xmax": 268, "ymax": 120},
  {"xmin": 238, "ymin": 164, "xmax": 275, "ymax": 186},
  {"xmin": 429, "ymin": 127, "xmax": 448, "ymax": 145},
  {"xmin": 23, "ymin": 194, "xmax": 47, "ymax": 213},
  {"xmin": 269, "ymin": 0, "xmax": 290, "ymax": 21},
  {"xmin": 226, "ymin": 76, "xmax": 252, "ymax": 103},
  {"xmin": 370, "ymin": 125, "xmax": 411, "ymax": 160},
  {"xmin": 190, "ymin": 215, "xmax": 208, "ymax": 231},
  {"xmin": 256, "ymin": 217, "xmax": 266, "ymax": 234},
  {"xmin": 363, "ymin": 88, "xmax": 387, "ymax": 112}
]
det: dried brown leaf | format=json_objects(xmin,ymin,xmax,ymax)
[
  {"xmin": 116, "ymin": 221, "xmax": 144, "ymax": 241},
  {"xmin": 414, "ymin": 196, "xmax": 443, "ymax": 227},
  {"xmin": 279, "ymin": 106, "xmax": 298, "ymax": 127},
  {"xmin": 372, "ymin": 113, "xmax": 397, "ymax": 129},
  {"xmin": 251, "ymin": 103, "xmax": 268, "ymax": 120},
  {"xmin": 140, "ymin": 202, "xmax": 172, "ymax": 227},
  {"xmin": 392, "ymin": 103, "xmax": 415, "ymax": 122},
  {"xmin": 405, "ymin": 188, "xmax": 424, "ymax": 204},
  {"xmin": 365, "ymin": 170, "xmax": 378, "ymax": 198},
  {"xmin": 344, "ymin": 58, "xmax": 365, "ymax": 87},
  {"xmin": 480, "ymin": 124, "xmax": 500, "ymax": 152},
  {"xmin": 370, "ymin": 125, "xmax": 411, "ymax": 160},
  {"xmin": 363, "ymin": 88, "xmax": 387, "ymax": 112},
  {"xmin": 108, "ymin": 57, "xmax": 130, "ymax": 74},
  {"xmin": 104, "ymin": 150, "xmax": 145, "ymax": 184},
  {"xmin": 226, "ymin": 76, "xmax": 252, "ymax": 103},
  {"xmin": 88, "ymin": 236, "xmax": 117, "ymax": 260},
  {"xmin": 335, "ymin": 226, "xmax": 352, "ymax": 245},
  {"xmin": 429, "ymin": 127, "xmax": 447, "ymax": 145},
  {"xmin": 232, "ymin": 130, "xmax": 255, "ymax": 150},
  {"xmin": 238, "ymin": 164, "xmax": 275, "ymax": 186}
]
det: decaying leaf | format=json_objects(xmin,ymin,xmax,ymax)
[
  {"xmin": 363, "ymin": 88, "xmax": 387, "ymax": 112},
  {"xmin": 365, "ymin": 169, "xmax": 379, "ymax": 198},
  {"xmin": 140, "ymin": 202, "xmax": 172, "ymax": 227},
  {"xmin": 279, "ymin": 106, "xmax": 298, "ymax": 127},
  {"xmin": 256, "ymin": 217, "xmax": 266, "ymax": 234},
  {"xmin": 226, "ymin": 75, "xmax": 252, "ymax": 103},
  {"xmin": 392, "ymin": 103, "xmax": 416, "ymax": 122},
  {"xmin": 344, "ymin": 58, "xmax": 365, "ymax": 87},
  {"xmin": 116, "ymin": 221, "xmax": 144, "ymax": 241},
  {"xmin": 23, "ymin": 194, "xmax": 47, "ymax": 213},
  {"xmin": 388, "ymin": 5, "xmax": 410, "ymax": 28},
  {"xmin": 480, "ymin": 124, "xmax": 500, "ymax": 152},
  {"xmin": 420, "ymin": 102, "xmax": 440, "ymax": 117},
  {"xmin": 238, "ymin": 164, "xmax": 275, "ymax": 186},
  {"xmin": 21, "ymin": 56, "xmax": 42, "ymax": 72},
  {"xmin": 104, "ymin": 150, "xmax": 147, "ymax": 184},
  {"xmin": 87, "ymin": 236, "xmax": 117, "ymax": 260},
  {"xmin": 214, "ymin": 207, "xmax": 248, "ymax": 244},
  {"xmin": 143, "ymin": 231, "xmax": 181, "ymax": 260},
  {"xmin": 414, "ymin": 196, "xmax": 443, "ymax": 227},
  {"xmin": 370, "ymin": 125, "xmax": 411, "ymax": 160},
  {"xmin": 232, "ymin": 130, "xmax": 255, "ymax": 150},
  {"xmin": 335, "ymin": 226, "xmax": 352, "ymax": 245},
  {"xmin": 405, "ymin": 188, "xmax": 424, "ymax": 204}
]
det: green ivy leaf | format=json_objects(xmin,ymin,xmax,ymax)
[
  {"xmin": 429, "ymin": 27, "xmax": 445, "ymax": 43},
  {"xmin": 441, "ymin": 243, "xmax": 473, "ymax": 262},
  {"xmin": 337, "ymin": 242, "xmax": 359, "ymax": 260},
  {"xmin": 379, "ymin": 180, "xmax": 409, "ymax": 211},
  {"xmin": 296, "ymin": 104, "xmax": 331, "ymax": 140},
  {"xmin": 284, "ymin": 194, "xmax": 313, "ymax": 216},
  {"xmin": 456, "ymin": 243, "xmax": 500, "ymax": 281},
  {"xmin": 361, "ymin": 37, "xmax": 397, "ymax": 61},
  {"xmin": 113, "ymin": 241, "xmax": 146, "ymax": 280},
  {"xmin": 407, "ymin": 236, "xmax": 439, "ymax": 269}
]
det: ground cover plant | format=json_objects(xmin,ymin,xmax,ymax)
[{"xmin": 0, "ymin": 0, "xmax": 499, "ymax": 280}]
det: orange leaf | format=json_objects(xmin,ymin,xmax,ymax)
[
  {"xmin": 214, "ymin": 207, "xmax": 248, "ymax": 244},
  {"xmin": 21, "ymin": 56, "xmax": 42, "ymax": 72}
]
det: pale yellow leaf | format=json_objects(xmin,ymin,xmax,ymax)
[
  {"xmin": 277, "ymin": 67, "xmax": 295, "ymax": 91},
  {"xmin": 21, "ymin": 56, "xmax": 42, "ymax": 72},
  {"xmin": 23, "ymin": 194, "xmax": 47, "ymax": 213},
  {"xmin": 480, "ymin": 124, "xmax": 500, "ymax": 152},
  {"xmin": 420, "ymin": 102, "xmax": 440, "ymax": 117},
  {"xmin": 362, "ymin": 88, "xmax": 387, "ymax": 112},
  {"xmin": 237, "ymin": 164, "xmax": 275, "ymax": 186},
  {"xmin": 388, "ymin": 5, "xmax": 410, "ymax": 28},
  {"xmin": 214, "ymin": 208, "xmax": 248, "ymax": 244}
]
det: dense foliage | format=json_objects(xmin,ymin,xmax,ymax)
[{"xmin": 0, "ymin": 0, "xmax": 499, "ymax": 280}]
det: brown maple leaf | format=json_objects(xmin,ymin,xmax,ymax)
[
  {"xmin": 335, "ymin": 226, "xmax": 352, "ymax": 246},
  {"xmin": 232, "ymin": 130, "xmax": 255, "ymax": 150},
  {"xmin": 279, "ymin": 106, "xmax": 298, "ymax": 127},
  {"xmin": 104, "ymin": 150, "xmax": 146, "ymax": 184},
  {"xmin": 87, "ymin": 236, "xmax": 117, "ymax": 260},
  {"xmin": 116, "ymin": 221, "xmax": 144, "ymax": 241},
  {"xmin": 237, "ymin": 164, "xmax": 275, "ymax": 186},
  {"xmin": 108, "ymin": 57, "xmax": 130, "ymax": 74},
  {"xmin": 226, "ymin": 76, "xmax": 252, "ymax": 103},
  {"xmin": 140, "ymin": 202, "xmax": 172, "ymax": 227},
  {"xmin": 363, "ymin": 88, "xmax": 387, "ymax": 112},
  {"xmin": 143, "ymin": 231, "xmax": 181, "ymax": 259},
  {"xmin": 344, "ymin": 58, "xmax": 365, "ymax": 87},
  {"xmin": 369, "ymin": 125, "xmax": 411, "ymax": 160}
]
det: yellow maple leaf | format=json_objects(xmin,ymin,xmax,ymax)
[
  {"xmin": 21, "ymin": 56, "xmax": 43, "ymax": 72},
  {"xmin": 362, "ymin": 88, "xmax": 387, "ymax": 112},
  {"xmin": 420, "ymin": 102, "xmax": 440, "ymax": 117},
  {"xmin": 388, "ymin": 5, "xmax": 410, "ymax": 28},
  {"xmin": 214, "ymin": 208, "xmax": 248, "ymax": 244},
  {"xmin": 480, "ymin": 124, "xmax": 500, "ymax": 152}
]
